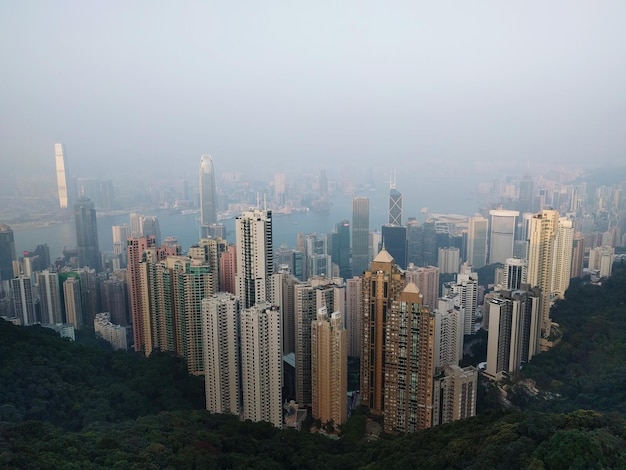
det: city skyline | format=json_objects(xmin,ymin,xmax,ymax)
[{"xmin": 2, "ymin": 3, "xmax": 625, "ymax": 181}]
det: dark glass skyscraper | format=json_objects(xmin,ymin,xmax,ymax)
[
  {"xmin": 352, "ymin": 197, "xmax": 369, "ymax": 276},
  {"xmin": 331, "ymin": 219, "xmax": 352, "ymax": 281},
  {"xmin": 0, "ymin": 224, "xmax": 16, "ymax": 281},
  {"xmin": 74, "ymin": 196, "xmax": 101, "ymax": 271},
  {"xmin": 381, "ymin": 224, "xmax": 407, "ymax": 269}
]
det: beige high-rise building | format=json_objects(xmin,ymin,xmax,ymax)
[
  {"xmin": 384, "ymin": 282, "xmax": 436, "ymax": 433},
  {"xmin": 240, "ymin": 302, "xmax": 282, "ymax": 428},
  {"xmin": 63, "ymin": 277, "xmax": 84, "ymax": 329},
  {"xmin": 433, "ymin": 296, "xmax": 464, "ymax": 370},
  {"xmin": 552, "ymin": 218, "xmax": 574, "ymax": 299},
  {"xmin": 405, "ymin": 264, "xmax": 440, "ymax": 310},
  {"xmin": 360, "ymin": 249, "xmax": 405, "ymax": 418},
  {"xmin": 432, "ymin": 365, "xmax": 477, "ymax": 426},
  {"xmin": 294, "ymin": 277, "xmax": 344, "ymax": 407},
  {"xmin": 527, "ymin": 209, "xmax": 559, "ymax": 338},
  {"xmin": 311, "ymin": 307, "xmax": 347, "ymax": 427},
  {"xmin": 202, "ymin": 293, "xmax": 241, "ymax": 416}
]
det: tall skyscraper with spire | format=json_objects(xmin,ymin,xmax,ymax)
[
  {"xmin": 74, "ymin": 196, "xmax": 101, "ymax": 271},
  {"xmin": 352, "ymin": 197, "xmax": 370, "ymax": 276},
  {"xmin": 200, "ymin": 155, "xmax": 218, "ymax": 237},
  {"xmin": 55, "ymin": 143, "xmax": 71, "ymax": 209},
  {"xmin": 235, "ymin": 209, "xmax": 273, "ymax": 309},
  {"xmin": 388, "ymin": 181, "xmax": 402, "ymax": 226}
]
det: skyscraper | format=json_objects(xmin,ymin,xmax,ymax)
[
  {"xmin": 235, "ymin": 209, "xmax": 273, "ymax": 309},
  {"xmin": 381, "ymin": 225, "xmax": 407, "ymax": 269},
  {"xmin": 36, "ymin": 270, "xmax": 62, "ymax": 325},
  {"xmin": 552, "ymin": 218, "xmax": 574, "ymax": 299},
  {"xmin": 388, "ymin": 188, "xmax": 402, "ymax": 226},
  {"xmin": 488, "ymin": 209, "xmax": 519, "ymax": 265},
  {"xmin": 503, "ymin": 258, "xmax": 528, "ymax": 291},
  {"xmin": 140, "ymin": 216, "xmax": 161, "ymax": 247},
  {"xmin": 352, "ymin": 197, "xmax": 370, "ymax": 276},
  {"xmin": 11, "ymin": 276, "xmax": 37, "ymax": 326},
  {"xmin": 294, "ymin": 277, "xmax": 344, "ymax": 407},
  {"xmin": 63, "ymin": 276, "xmax": 84, "ymax": 329},
  {"xmin": 527, "ymin": 209, "xmax": 559, "ymax": 338},
  {"xmin": 383, "ymin": 282, "xmax": 436, "ymax": 433},
  {"xmin": 200, "ymin": 154, "xmax": 218, "ymax": 236},
  {"xmin": 405, "ymin": 265, "xmax": 440, "ymax": 310},
  {"xmin": 0, "ymin": 224, "xmax": 16, "ymax": 281},
  {"xmin": 74, "ymin": 196, "xmax": 101, "ymax": 271},
  {"xmin": 361, "ymin": 248, "xmax": 405, "ymax": 417},
  {"xmin": 127, "ymin": 235, "xmax": 161, "ymax": 352},
  {"xmin": 330, "ymin": 220, "xmax": 352, "ymax": 281},
  {"xmin": 311, "ymin": 307, "xmax": 347, "ymax": 428},
  {"xmin": 240, "ymin": 302, "xmax": 282, "ymax": 428},
  {"xmin": 202, "ymin": 293, "xmax": 241, "ymax": 415},
  {"xmin": 466, "ymin": 216, "xmax": 488, "ymax": 269},
  {"xmin": 346, "ymin": 276, "xmax": 362, "ymax": 358},
  {"xmin": 55, "ymin": 143, "xmax": 70, "ymax": 209}
]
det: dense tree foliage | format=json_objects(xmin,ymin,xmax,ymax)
[
  {"xmin": 1, "ymin": 409, "xmax": 624, "ymax": 469},
  {"xmin": 2, "ymin": 264, "xmax": 626, "ymax": 467},
  {"xmin": 0, "ymin": 320, "xmax": 204, "ymax": 431},
  {"xmin": 510, "ymin": 261, "xmax": 626, "ymax": 414}
]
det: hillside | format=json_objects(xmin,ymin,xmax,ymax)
[{"xmin": 2, "ymin": 265, "xmax": 626, "ymax": 468}]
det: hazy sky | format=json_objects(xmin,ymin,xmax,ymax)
[{"xmin": 1, "ymin": 1, "xmax": 625, "ymax": 180}]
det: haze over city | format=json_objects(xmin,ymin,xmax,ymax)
[{"xmin": 2, "ymin": 1, "xmax": 625, "ymax": 181}]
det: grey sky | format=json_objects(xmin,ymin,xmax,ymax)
[{"xmin": 1, "ymin": 1, "xmax": 625, "ymax": 180}]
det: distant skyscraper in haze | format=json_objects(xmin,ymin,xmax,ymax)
[
  {"xmin": 467, "ymin": 216, "xmax": 488, "ymax": 269},
  {"xmin": 388, "ymin": 187, "xmax": 402, "ymax": 226},
  {"xmin": 140, "ymin": 216, "xmax": 161, "ymax": 246},
  {"xmin": 489, "ymin": 209, "xmax": 519, "ymax": 265},
  {"xmin": 200, "ymin": 155, "xmax": 218, "ymax": 236},
  {"xmin": 0, "ymin": 224, "xmax": 16, "ymax": 281},
  {"xmin": 330, "ymin": 220, "xmax": 352, "ymax": 281},
  {"xmin": 74, "ymin": 196, "xmax": 101, "ymax": 271},
  {"xmin": 235, "ymin": 209, "xmax": 273, "ymax": 309},
  {"xmin": 55, "ymin": 143, "xmax": 71, "ymax": 209},
  {"xmin": 352, "ymin": 197, "xmax": 369, "ymax": 276}
]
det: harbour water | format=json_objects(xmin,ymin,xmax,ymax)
[{"xmin": 13, "ymin": 179, "xmax": 483, "ymax": 260}]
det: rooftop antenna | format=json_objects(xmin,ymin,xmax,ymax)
[
  {"xmin": 256, "ymin": 192, "xmax": 260, "ymax": 209},
  {"xmin": 264, "ymin": 193, "xmax": 267, "ymax": 210}
]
